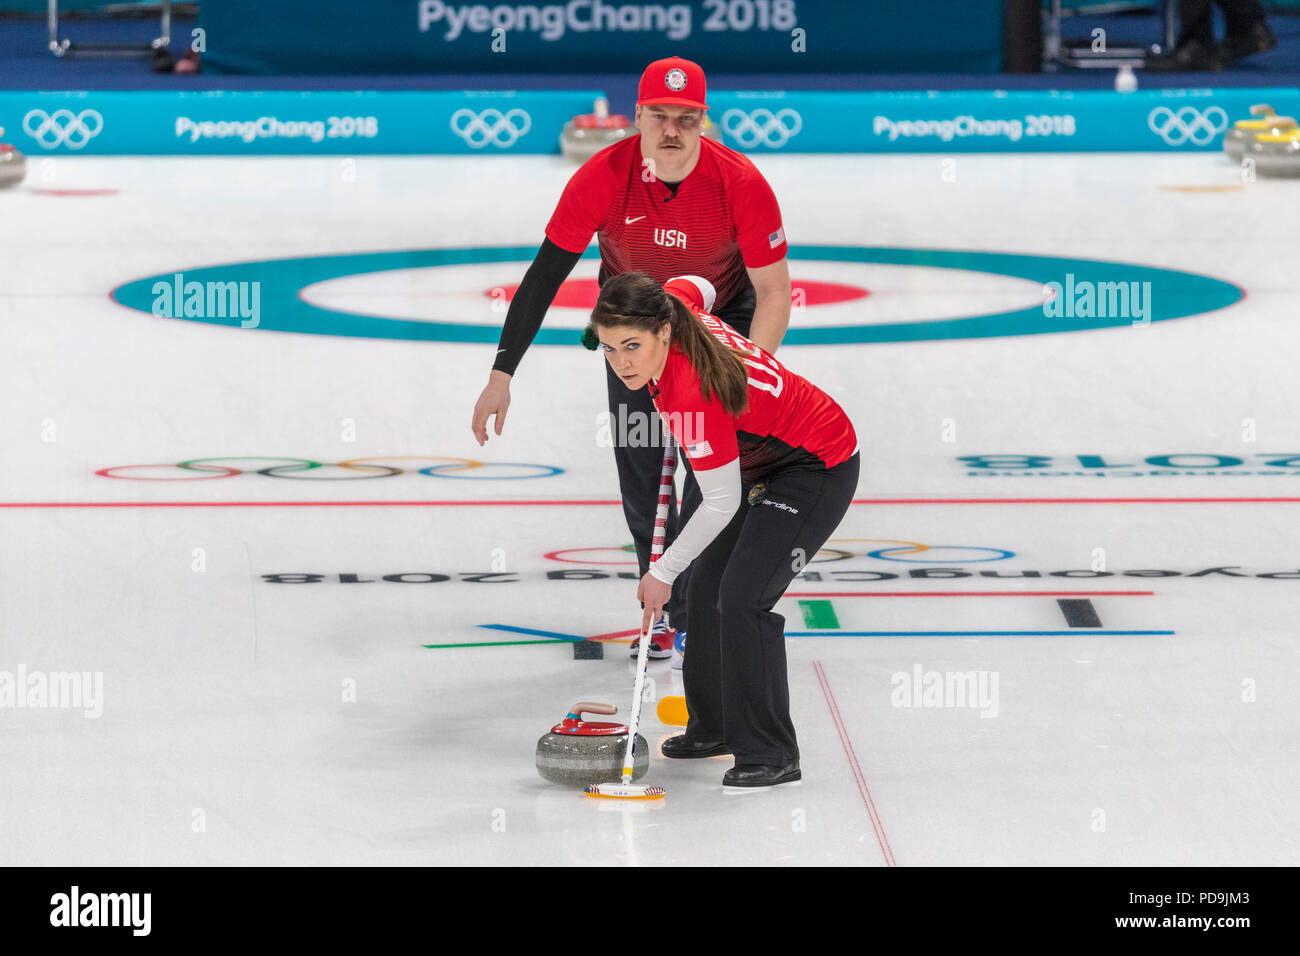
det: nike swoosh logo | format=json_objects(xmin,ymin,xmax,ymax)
[
  {"xmin": 625, "ymin": 216, "xmax": 646, "ymax": 224},
  {"xmin": 496, "ymin": 348, "xmax": 506, "ymax": 354}
]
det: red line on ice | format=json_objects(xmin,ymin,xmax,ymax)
[
  {"xmin": 786, "ymin": 590, "xmax": 1154, "ymax": 597},
  {"xmin": 587, "ymin": 628, "xmax": 640, "ymax": 643},
  {"xmin": 6, "ymin": 497, "xmax": 1300, "ymax": 508},
  {"xmin": 813, "ymin": 660, "xmax": 896, "ymax": 867}
]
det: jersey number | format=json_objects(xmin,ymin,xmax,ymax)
[
  {"xmin": 743, "ymin": 352, "xmax": 783, "ymax": 397},
  {"xmin": 702, "ymin": 313, "xmax": 784, "ymax": 396}
]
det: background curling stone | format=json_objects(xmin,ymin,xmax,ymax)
[
  {"xmin": 560, "ymin": 98, "xmax": 632, "ymax": 164},
  {"xmin": 536, "ymin": 701, "xmax": 649, "ymax": 787},
  {"xmin": 1224, "ymin": 105, "xmax": 1296, "ymax": 164},
  {"xmin": 1248, "ymin": 128, "xmax": 1300, "ymax": 178},
  {"xmin": 0, "ymin": 134, "xmax": 26, "ymax": 190},
  {"xmin": 559, "ymin": 98, "xmax": 720, "ymax": 164}
]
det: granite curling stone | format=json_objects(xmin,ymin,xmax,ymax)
[
  {"xmin": 0, "ymin": 129, "xmax": 26, "ymax": 189},
  {"xmin": 560, "ymin": 98, "xmax": 721, "ymax": 164},
  {"xmin": 1248, "ymin": 128, "xmax": 1300, "ymax": 178},
  {"xmin": 1224, "ymin": 104, "xmax": 1296, "ymax": 164},
  {"xmin": 536, "ymin": 701, "xmax": 649, "ymax": 787},
  {"xmin": 560, "ymin": 98, "xmax": 633, "ymax": 164}
]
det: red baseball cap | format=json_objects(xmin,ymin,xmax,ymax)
[{"xmin": 636, "ymin": 56, "xmax": 709, "ymax": 110}]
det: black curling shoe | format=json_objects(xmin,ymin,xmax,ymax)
[
  {"xmin": 722, "ymin": 763, "xmax": 802, "ymax": 789},
  {"xmin": 1145, "ymin": 36, "xmax": 1223, "ymax": 72},
  {"xmin": 1220, "ymin": 21, "xmax": 1277, "ymax": 64},
  {"xmin": 661, "ymin": 735, "xmax": 730, "ymax": 759}
]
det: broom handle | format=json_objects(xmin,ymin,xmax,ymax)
[{"xmin": 620, "ymin": 434, "xmax": 677, "ymax": 783}]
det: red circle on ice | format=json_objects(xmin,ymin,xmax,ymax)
[{"xmin": 489, "ymin": 277, "xmax": 869, "ymax": 308}]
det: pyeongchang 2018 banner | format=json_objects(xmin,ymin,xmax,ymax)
[
  {"xmin": 1, "ymin": 90, "xmax": 599, "ymax": 155},
  {"xmin": 198, "ymin": 0, "xmax": 1003, "ymax": 75},
  {"xmin": 707, "ymin": 87, "xmax": 1300, "ymax": 153}
]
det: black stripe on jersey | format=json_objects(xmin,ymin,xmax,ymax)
[{"xmin": 736, "ymin": 431, "xmax": 828, "ymax": 482}]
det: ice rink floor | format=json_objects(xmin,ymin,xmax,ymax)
[{"xmin": 2, "ymin": 149, "xmax": 1298, "ymax": 865}]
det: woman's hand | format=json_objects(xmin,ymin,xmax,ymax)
[{"xmin": 637, "ymin": 571, "xmax": 672, "ymax": 636}]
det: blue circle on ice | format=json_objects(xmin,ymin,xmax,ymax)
[{"xmin": 110, "ymin": 245, "xmax": 1243, "ymax": 345}]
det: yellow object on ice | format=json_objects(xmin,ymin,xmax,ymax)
[
  {"xmin": 656, "ymin": 695, "xmax": 689, "ymax": 727},
  {"xmin": 583, "ymin": 784, "xmax": 666, "ymax": 799}
]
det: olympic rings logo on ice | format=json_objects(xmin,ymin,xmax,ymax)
[
  {"xmin": 1146, "ymin": 106, "xmax": 1228, "ymax": 146},
  {"xmin": 449, "ymin": 108, "xmax": 532, "ymax": 148},
  {"xmin": 545, "ymin": 539, "xmax": 1015, "ymax": 565},
  {"xmin": 719, "ymin": 108, "xmax": 803, "ymax": 149},
  {"xmin": 95, "ymin": 457, "xmax": 563, "ymax": 481},
  {"xmin": 823, "ymin": 540, "xmax": 1015, "ymax": 564},
  {"xmin": 22, "ymin": 109, "xmax": 104, "ymax": 150}
]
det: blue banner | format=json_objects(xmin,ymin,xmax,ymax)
[
  {"xmin": 0, "ymin": 90, "xmax": 601, "ymax": 155},
  {"xmin": 708, "ymin": 87, "xmax": 1300, "ymax": 153},
  {"xmin": 198, "ymin": 0, "xmax": 1004, "ymax": 75},
  {"xmin": 6, "ymin": 87, "xmax": 1296, "ymax": 155}
]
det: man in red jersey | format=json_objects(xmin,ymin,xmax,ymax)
[{"xmin": 471, "ymin": 56, "xmax": 792, "ymax": 657}]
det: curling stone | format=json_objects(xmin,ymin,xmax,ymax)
[
  {"xmin": 535, "ymin": 701, "xmax": 649, "ymax": 787},
  {"xmin": 559, "ymin": 98, "xmax": 721, "ymax": 163},
  {"xmin": 1224, "ymin": 104, "xmax": 1296, "ymax": 164},
  {"xmin": 560, "ymin": 98, "xmax": 632, "ymax": 164},
  {"xmin": 0, "ymin": 128, "xmax": 26, "ymax": 190},
  {"xmin": 1247, "ymin": 128, "xmax": 1300, "ymax": 178}
]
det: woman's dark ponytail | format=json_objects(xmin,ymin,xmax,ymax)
[{"xmin": 588, "ymin": 273, "xmax": 750, "ymax": 417}]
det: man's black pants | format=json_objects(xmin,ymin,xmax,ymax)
[{"xmin": 1178, "ymin": 0, "xmax": 1267, "ymax": 44}]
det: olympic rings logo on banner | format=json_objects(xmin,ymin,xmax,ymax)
[
  {"xmin": 720, "ymin": 108, "xmax": 803, "ymax": 149},
  {"xmin": 95, "ymin": 456, "xmax": 563, "ymax": 481},
  {"xmin": 449, "ymin": 108, "xmax": 532, "ymax": 148},
  {"xmin": 23, "ymin": 108, "xmax": 104, "ymax": 150},
  {"xmin": 545, "ymin": 540, "xmax": 1014, "ymax": 565},
  {"xmin": 1147, "ymin": 106, "xmax": 1228, "ymax": 146}
]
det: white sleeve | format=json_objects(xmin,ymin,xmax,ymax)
[{"xmin": 648, "ymin": 457, "xmax": 741, "ymax": 586}]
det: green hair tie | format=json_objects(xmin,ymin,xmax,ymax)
[{"xmin": 580, "ymin": 326, "xmax": 600, "ymax": 351}]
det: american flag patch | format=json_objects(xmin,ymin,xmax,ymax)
[
  {"xmin": 768, "ymin": 227, "xmax": 785, "ymax": 249},
  {"xmin": 686, "ymin": 441, "xmax": 713, "ymax": 458}
]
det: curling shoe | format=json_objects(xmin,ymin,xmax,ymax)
[
  {"xmin": 661, "ymin": 735, "xmax": 730, "ymax": 759},
  {"xmin": 629, "ymin": 615, "xmax": 673, "ymax": 660},
  {"xmin": 723, "ymin": 763, "xmax": 802, "ymax": 790}
]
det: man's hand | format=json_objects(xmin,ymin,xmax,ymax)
[
  {"xmin": 637, "ymin": 571, "xmax": 673, "ymax": 635},
  {"xmin": 472, "ymin": 369, "xmax": 513, "ymax": 446}
]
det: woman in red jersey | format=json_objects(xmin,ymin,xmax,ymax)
[{"xmin": 588, "ymin": 272, "xmax": 859, "ymax": 789}]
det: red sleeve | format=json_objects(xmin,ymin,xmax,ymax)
[
  {"xmin": 731, "ymin": 165, "xmax": 788, "ymax": 269},
  {"xmin": 544, "ymin": 155, "xmax": 616, "ymax": 254},
  {"xmin": 659, "ymin": 352, "xmax": 739, "ymax": 471},
  {"xmin": 664, "ymin": 276, "xmax": 707, "ymax": 312}
]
